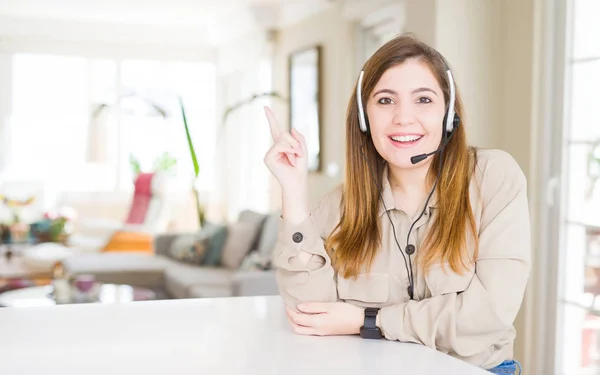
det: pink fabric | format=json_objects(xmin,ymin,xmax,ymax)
[{"xmin": 125, "ymin": 173, "xmax": 155, "ymax": 225}]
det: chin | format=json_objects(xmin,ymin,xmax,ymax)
[
  {"xmin": 386, "ymin": 157, "xmax": 428, "ymax": 170},
  {"xmin": 381, "ymin": 149, "xmax": 431, "ymax": 170}
]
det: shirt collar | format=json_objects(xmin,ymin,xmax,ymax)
[{"xmin": 377, "ymin": 164, "xmax": 439, "ymax": 218}]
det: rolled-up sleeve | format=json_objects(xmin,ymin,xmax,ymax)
[
  {"xmin": 378, "ymin": 150, "xmax": 531, "ymax": 360},
  {"xmin": 272, "ymin": 189, "xmax": 341, "ymax": 308}
]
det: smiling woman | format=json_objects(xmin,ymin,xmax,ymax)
[{"xmin": 264, "ymin": 34, "xmax": 530, "ymax": 375}]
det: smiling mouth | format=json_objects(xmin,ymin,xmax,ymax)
[{"xmin": 389, "ymin": 135, "xmax": 423, "ymax": 144}]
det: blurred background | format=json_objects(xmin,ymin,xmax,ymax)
[{"xmin": 0, "ymin": 0, "xmax": 597, "ymax": 374}]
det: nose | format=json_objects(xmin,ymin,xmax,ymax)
[{"xmin": 392, "ymin": 100, "xmax": 415, "ymax": 126}]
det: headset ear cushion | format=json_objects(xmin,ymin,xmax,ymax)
[{"xmin": 453, "ymin": 115, "xmax": 461, "ymax": 129}]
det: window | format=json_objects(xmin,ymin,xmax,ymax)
[
  {"xmin": 5, "ymin": 53, "xmax": 216, "ymax": 197},
  {"xmin": 558, "ymin": 1, "xmax": 600, "ymax": 374},
  {"xmin": 117, "ymin": 59, "xmax": 216, "ymax": 193},
  {"xmin": 10, "ymin": 54, "xmax": 94, "ymax": 191}
]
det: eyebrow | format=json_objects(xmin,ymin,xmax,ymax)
[
  {"xmin": 372, "ymin": 87, "xmax": 438, "ymax": 97},
  {"xmin": 412, "ymin": 87, "xmax": 438, "ymax": 96}
]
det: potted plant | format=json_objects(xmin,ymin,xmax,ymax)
[{"xmin": 93, "ymin": 93, "xmax": 205, "ymax": 227}]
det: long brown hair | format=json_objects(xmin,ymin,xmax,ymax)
[{"xmin": 325, "ymin": 34, "xmax": 479, "ymax": 279}]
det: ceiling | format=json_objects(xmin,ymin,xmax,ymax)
[{"xmin": 0, "ymin": 0, "xmax": 334, "ymax": 47}]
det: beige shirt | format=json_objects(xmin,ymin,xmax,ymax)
[{"xmin": 272, "ymin": 149, "xmax": 531, "ymax": 370}]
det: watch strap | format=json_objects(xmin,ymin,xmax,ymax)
[
  {"xmin": 364, "ymin": 307, "xmax": 379, "ymax": 328},
  {"xmin": 360, "ymin": 307, "xmax": 382, "ymax": 339}
]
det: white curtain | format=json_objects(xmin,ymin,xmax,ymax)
[{"xmin": 215, "ymin": 59, "xmax": 273, "ymax": 222}]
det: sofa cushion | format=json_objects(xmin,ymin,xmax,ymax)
[
  {"xmin": 188, "ymin": 284, "xmax": 233, "ymax": 298},
  {"xmin": 61, "ymin": 252, "xmax": 168, "ymax": 289},
  {"xmin": 220, "ymin": 222, "xmax": 255, "ymax": 269},
  {"xmin": 164, "ymin": 262, "xmax": 234, "ymax": 299},
  {"xmin": 237, "ymin": 210, "xmax": 267, "ymax": 252}
]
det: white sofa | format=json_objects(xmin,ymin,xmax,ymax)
[{"xmin": 61, "ymin": 210, "xmax": 279, "ymax": 299}]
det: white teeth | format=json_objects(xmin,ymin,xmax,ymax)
[{"xmin": 391, "ymin": 135, "xmax": 422, "ymax": 142}]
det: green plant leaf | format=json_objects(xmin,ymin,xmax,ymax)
[
  {"xmin": 129, "ymin": 154, "xmax": 141, "ymax": 175},
  {"xmin": 179, "ymin": 97, "xmax": 199, "ymax": 178},
  {"xmin": 153, "ymin": 152, "xmax": 177, "ymax": 172}
]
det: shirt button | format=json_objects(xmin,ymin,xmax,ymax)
[
  {"xmin": 405, "ymin": 244, "xmax": 416, "ymax": 255},
  {"xmin": 292, "ymin": 232, "xmax": 303, "ymax": 243}
]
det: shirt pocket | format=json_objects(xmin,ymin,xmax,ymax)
[
  {"xmin": 337, "ymin": 273, "xmax": 390, "ymax": 304},
  {"xmin": 425, "ymin": 263, "xmax": 475, "ymax": 296}
]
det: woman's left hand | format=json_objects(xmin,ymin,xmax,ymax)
[{"xmin": 285, "ymin": 302, "xmax": 365, "ymax": 336}]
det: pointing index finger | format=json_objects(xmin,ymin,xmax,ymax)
[{"xmin": 264, "ymin": 106, "xmax": 281, "ymax": 141}]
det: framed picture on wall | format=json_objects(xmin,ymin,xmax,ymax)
[{"xmin": 288, "ymin": 45, "xmax": 322, "ymax": 172}]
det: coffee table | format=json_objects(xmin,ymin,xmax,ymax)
[{"xmin": 0, "ymin": 283, "xmax": 156, "ymax": 307}]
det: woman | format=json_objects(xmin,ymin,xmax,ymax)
[{"xmin": 263, "ymin": 35, "xmax": 530, "ymax": 375}]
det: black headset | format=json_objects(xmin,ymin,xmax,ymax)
[{"xmin": 356, "ymin": 58, "xmax": 460, "ymax": 300}]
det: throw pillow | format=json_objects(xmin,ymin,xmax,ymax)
[
  {"xmin": 200, "ymin": 222, "xmax": 228, "ymax": 266},
  {"xmin": 237, "ymin": 210, "xmax": 267, "ymax": 252},
  {"xmin": 239, "ymin": 251, "xmax": 270, "ymax": 271},
  {"xmin": 169, "ymin": 234, "xmax": 208, "ymax": 264},
  {"xmin": 102, "ymin": 231, "xmax": 153, "ymax": 253},
  {"xmin": 220, "ymin": 222, "xmax": 255, "ymax": 269}
]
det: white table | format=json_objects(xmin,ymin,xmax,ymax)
[{"xmin": 0, "ymin": 295, "xmax": 489, "ymax": 375}]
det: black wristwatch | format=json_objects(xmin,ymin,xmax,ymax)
[{"xmin": 359, "ymin": 307, "xmax": 382, "ymax": 339}]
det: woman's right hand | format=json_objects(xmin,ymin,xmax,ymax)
[{"xmin": 263, "ymin": 106, "xmax": 308, "ymax": 192}]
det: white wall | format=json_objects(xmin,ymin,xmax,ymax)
[
  {"xmin": 404, "ymin": 0, "xmax": 503, "ymax": 150},
  {"xmin": 436, "ymin": 0, "xmax": 504, "ymax": 150},
  {"xmin": 272, "ymin": 2, "xmax": 356, "ymax": 209}
]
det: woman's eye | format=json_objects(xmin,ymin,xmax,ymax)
[
  {"xmin": 377, "ymin": 97, "xmax": 393, "ymax": 105},
  {"xmin": 417, "ymin": 97, "xmax": 432, "ymax": 104}
]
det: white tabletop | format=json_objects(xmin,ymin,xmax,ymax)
[{"xmin": 0, "ymin": 295, "xmax": 488, "ymax": 375}]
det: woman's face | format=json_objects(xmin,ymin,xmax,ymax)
[{"xmin": 366, "ymin": 58, "xmax": 446, "ymax": 170}]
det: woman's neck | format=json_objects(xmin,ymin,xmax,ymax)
[{"xmin": 387, "ymin": 163, "xmax": 433, "ymax": 216}]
